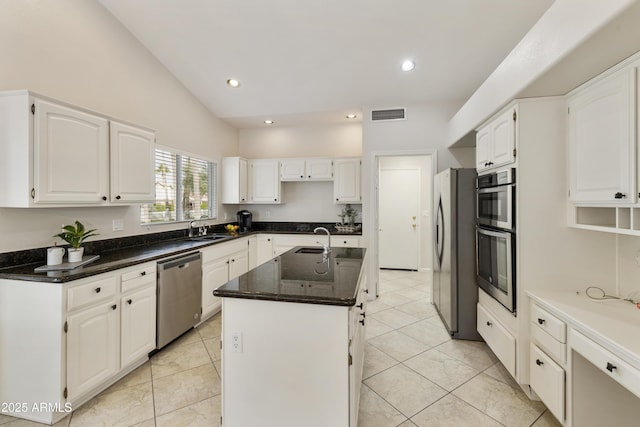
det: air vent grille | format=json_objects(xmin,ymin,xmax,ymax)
[{"xmin": 371, "ymin": 108, "xmax": 405, "ymax": 121}]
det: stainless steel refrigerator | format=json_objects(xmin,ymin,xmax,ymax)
[{"xmin": 433, "ymin": 168, "xmax": 481, "ymax": 340}]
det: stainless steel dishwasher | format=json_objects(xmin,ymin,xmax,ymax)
[{"xmin": 156, "ymin": 251, "xmax": 202, "ymax": 349}]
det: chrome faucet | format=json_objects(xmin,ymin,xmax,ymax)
[{"xmin": 314, "ymin": 226, "xmax": 331, "ymax": 256}]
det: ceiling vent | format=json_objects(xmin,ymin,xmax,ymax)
[{"xmin": 371, "ymin": 108, "xmax": 406, "ymax": 121}]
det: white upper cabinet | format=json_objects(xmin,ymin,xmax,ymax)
[
  {"xmin": 222, "ymin": 157, "xmax": 248, "ymax": 204},
  {"xmin": 0, "ymin": 91, "xmax": 155, "ymax": 207},
  {"xmin": 109, "ymin": 121, "xmax": 155, "ymax": 203},
  {"xmin": 476, "ymin": 107, "xmax": 516, "ymax": 173},
  {"xmin": 34, "ymin": 98, "xmax": 110, "ymax": 204},
  {"xmin": 568, "ymin": 67, "xmax": 635, "ymax": 204},
  {"xmin": 280, "ymin": 159, "xmax": 306, "ymax": 181},
  {"xmin": 248, "ymin": 159, "xmax": 281, "ymax": 203},
  {"xmin": 280, "ymin": 158, "xmax": 333, "ymax": 181},
  {"xmin": 333, "ymin": 158, "xmax": 361, "ymax": 204}
]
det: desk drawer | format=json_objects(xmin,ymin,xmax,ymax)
[
  {"xmin": 569, "ymin": 329, "xmax": 640, "ymax": 399},
  {"xmin": 530, "ymin": 344, "xmax": 564, "ymax": 423},
  {"xmin": 531, "ymin": 323, "xmax": 566, "ymax": 365},
  {"xmin": 531, "ymin": 303, "xmax": 566, "ymax": 343}
]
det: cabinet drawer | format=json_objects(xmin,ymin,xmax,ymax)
[
  {"xmin": 531, "ymin": 304, "xmax": 566, "ymax": 343},
  {"xmin": 121, "ymin": 264, "xmax": 156, "ymax": 294},
  {"xmin": 530, "ymin": 344, "xmax": 564, "ymax": 423},
  {"xmin": 67, "ymin": 275, "xmax": 117, "ymax": 312},
  {"xmin": 477, "ymin": 303, "xmax": 516, "ymax": 376},
  {"xmin": 330, "ymin": 236, "xmax": 360, "ymax": 247},
  {"xmin": 531, "ymin": 323, "xmax": 566, "ymax": 365},
  {"xmin": 569, "ymin": 329, "xmax": 640, "ymax": 399}
]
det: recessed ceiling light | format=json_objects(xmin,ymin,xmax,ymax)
[
  {"xmin": 401, "ymin": 60, "xmax": 415, "ymax": 71},
  {"xmin": 226, "ymin": 78, "xmax": 240, "ymax": 88},
  {"xmin": 346, "ymin": 114, "xmax": 357, "ymax": 119},
  {"xmin": 264, "ymin": 120, "xmax": 274, "ymax": 125}
]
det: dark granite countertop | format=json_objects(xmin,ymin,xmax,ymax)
[
  {"xmin": 214, "ymin": 246, "xmax": 366, "ymax": 306},
  {"xmin": 0, "ymin": 223, "xmax": 362, "ymax": 284}
]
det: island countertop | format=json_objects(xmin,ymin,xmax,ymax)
[{"xmin": 214, "ymin": 246, "xmax": 366, "ymax": 306}]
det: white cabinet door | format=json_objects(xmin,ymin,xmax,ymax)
[
  {"xmin": 475, "ymin": 126, "xmax": 491, "ymax": 171},
  {"xmin": 202, "ymin": 257, "xmax": 229, "ymax": 318},
  {"xmin": 33, "ymin": 99, "xmax": 109, "ymax": 203},
  {"xmin": 121, "ymin": 285, "xmax": 156, "ymax": 368},
  {"xmin": 530, "ymin": 344, "xmax": 564, "ymax": 423},
  {"xmin": 110, "ymin": 121, "xmax": 155, "ymax": 203},
  {"xmin": 256, "ymin": 235, "xmax": 275, "ymax": 266},
  {"xmin": 66, "ymin": 301, "xmax": 119, "ymax": 400},
  {"xmin": 280, "ymin": 159, "xmax": 306, "ymax": 181},
  {"xmin": 334, "ymin": 158, "xmax": 361, "ymax": 204},
  {"xmin": 229, "ymin": 249, "xmax": 249, "ymax": 280},
  {"xmin": 249, "ymin": 159, "xmax": 281, "ymax": 203},
  {"xmin": 490, "ymin": 109, "xmax": 516, "ymax": 169},
  {"xmin": 306, "ymin": 158, "xmax": 333, "ymax": 180},
  {"xmin": 476, "ymin": 108, "xmax": 515, "ymax": 173},
  {"xmin": 568, "ymin": 68, "xmax": 635, "ymax": 204},
  {"xmin": 222, "ymin": 157, "xmax": 248, "ymax": 204}
]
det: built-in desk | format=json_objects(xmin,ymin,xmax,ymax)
[{"xmin": 527, "ymin": 290, "xmax": 640, "ymax": 427}]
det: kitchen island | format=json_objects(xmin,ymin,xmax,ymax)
[{"xmin": 214, "ymin": 246, "xmax": 368, "ymax": 427}]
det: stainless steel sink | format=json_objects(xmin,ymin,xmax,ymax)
[
  {"xmin": 295, "ymin": 247, "xmax": 325, "ymax": 254},
  {"xmin": 189, "ymin": 234, "xmax": 230, "ymax": 242}
]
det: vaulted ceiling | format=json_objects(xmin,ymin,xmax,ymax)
[{"xmin": 99, "ymin": 0, "xmax": 554, "ymax": 128}]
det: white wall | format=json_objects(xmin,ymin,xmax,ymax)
[
  {"xmin": 238, "ymin": 122, "xmax": 362, "ymax": 222},
  {"xmin": 0, "ymin": 0, "xmax": 238, "ymax": 252},
  {"xmin": 361, "ymin": 102, "xmax": 475, "ymax": 295}
]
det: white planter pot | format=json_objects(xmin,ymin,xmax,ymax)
[{"xmin": 67, "ymin": 247, "xmax": 84, "ymax": 263}]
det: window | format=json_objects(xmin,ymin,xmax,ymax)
[{"xmin": 141, "ymin": 149, "xmax": 217, "ymax": 224}]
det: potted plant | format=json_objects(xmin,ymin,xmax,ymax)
[{"xmin": 54, "ymin": 221, "xmax": 99, "ymax": 263}]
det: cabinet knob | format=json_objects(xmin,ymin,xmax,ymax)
[
  {"xmin": 95, "ymin": 287, "xmax": 101, "ymax": 293},
  {"xmin": 140, "ymin": 271, "xmax": 146, "ymax": 276},
  {"xmin": 102, "ymin": 196, "xmax": 107, "ymax": 201},
  {"xmin": 127, "ymin": 299, "xmax": 132, "ymax": 305},
  {"xmin": 536, "ymin": 359, "xmax": 543, "ymax": 366},
  {"xmin": 364, "ymin": 289, "xmax": 369, "ymax": 294},
  {"xmin": 537, "ymin": 318, "xmax": 545, "ymax": 325},
  {"xmin": 336, "ymin": 198, "xmax": 339, "ymax": 201},
  {"xmin": 360, "ymin": 312, "xmax": 366, "ymax": 318},
  {"xmin": 111, "ymin": 304, "xmax": 117, "ymax": 310},
  {"xmin": 356, "ymin": 303, "xmax": 363, "ymax": 309},
  {"xmin": 614, "ymin": 192, "xmax": 626, "ymax": 199},
  {"xmin": 274, "ymin": 198, "xmax": 277, "ymax": 201},
  {"xmin": 300, "ymin": 175, "xmax": 304, "ymax": 178},
  {"xmin": 486, "ymin": 321, "xmax": 492, "ymax": 327},
  {"xmin": 267, "ymin": 238, "xmax": 271, "ymax": 242},
  {"xmin": 116, "ymin": 195, "xmax": 121, "ymax": 200},
  {"xmin": 359, "ymin": 319, "xmax": 365, "ymax": 326},
  {"xmin": 308, "ymin": 175, "xmax": 311, "ymax": 178},
  {"xmin": 606, "ymin": 362, "xmax": 617, "ymax": 372}
]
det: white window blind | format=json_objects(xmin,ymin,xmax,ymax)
[{"xmin": 141, "ymin": 149, "xmax": 217, "ymax": 225}]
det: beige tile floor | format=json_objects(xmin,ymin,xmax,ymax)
[{"xmin": 0, "ymin": 269, "xmax": 562, "ymax": 427}]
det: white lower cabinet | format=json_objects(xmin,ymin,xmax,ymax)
[
  {"xmin": 66, "ymin": 299, "xmax": 120, "ymax": 401},
  {"xmin": 477, "ymin": 303, "xmax": 516, "ymax": 376},
  {"xmin": 121, "ymin": 285, "xmax": 156, "ymax": 367},
  {"xmin": 201, "ymin": 239, "xmax": 250, "ymax": 320},
  {"xmin": 530, "ymin": 344, "xmax": 565, "ymax": 422},
  {"xmin": 66, "ymin": 262, "xmax": 156, "ymax": 402},
  {"xmin": 256, "ymin": 234, "xmax": 275, "ymax": 266}
]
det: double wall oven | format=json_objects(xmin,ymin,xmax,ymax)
[{"xmin": 476, "ymin": 169, "xmax": 516, "ymax": 313}]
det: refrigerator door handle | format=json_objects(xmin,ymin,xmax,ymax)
[{"xmin": 435, "ymin": 196, "xmax": 445, "ymax": 267}]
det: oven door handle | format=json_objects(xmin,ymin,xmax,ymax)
[{"xmin": 476, "ymin": 226, "xmax": 511, "ymax": 239}]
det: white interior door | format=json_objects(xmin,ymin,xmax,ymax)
[{"xmin": 379, "ymin": 168, "xmax": 420, "ymax": 269}]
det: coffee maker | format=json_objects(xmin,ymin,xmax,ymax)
[{"xmin": 237, "ymin": 210, "xmax": 252, "ymax": 232}]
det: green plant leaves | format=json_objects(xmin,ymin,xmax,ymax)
[{"xmin": 53, "ymin": 220, "xmax": 99, "ymax": 249}]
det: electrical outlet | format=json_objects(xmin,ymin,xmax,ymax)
[
  {"xmin": 231, "ymin": 332, "xmax": 243, "ymax": 353},
  {"xmin": 112, "ymin": 219, "xmax": 124, "ymax": 231}
]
